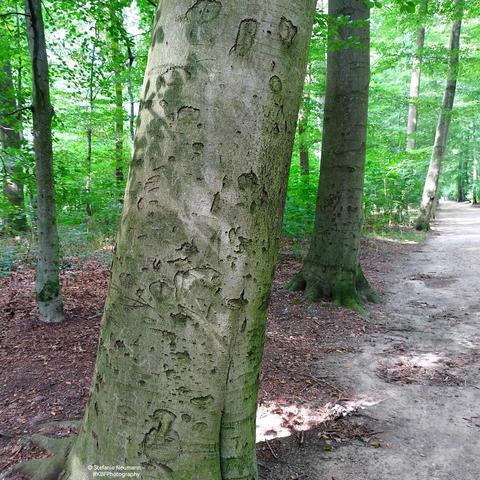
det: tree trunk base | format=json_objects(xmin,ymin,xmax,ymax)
[
  {"xmin": 3, "ymin": 434, "xmax": 74, "ymax": 480},
  {"xmin": 288, "ymin": 265, "xmax": 380, "ymax": 314}
]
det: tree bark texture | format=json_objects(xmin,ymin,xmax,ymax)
[
  {"xmin": 25, "ymin": 0, "xmax": 64, "ymax": 323},
  {"xmin": 289, "ymin": 0, "xmax": 375, "ymax": 311},
  {"xmin": 0, "ymin": 62, "xmax": 27, "ymax": 232},
  {"xmin": 406, "ymin": 0, "xmax": 427, "ymax": 152},
  {"xmin": 62, "ymin": 1, "xmax": 315, "ymax": 479},
  {"xmin": 415, "ymin": 0, "xmax": 464, "ymax": 230}
]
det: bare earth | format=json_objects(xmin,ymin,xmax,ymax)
[
  {"xmin": 1, "ymin": 202, "xmax": 479, "ymax": 478},
  {"xmin": 263, "ymin": 201, "xmax": 480, "ymax": 479}
]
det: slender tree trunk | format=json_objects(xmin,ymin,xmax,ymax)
[
  {"xmin": 127, "ymin": 43, "xmax": 136, "ymax": 143},
  {"xmin": 406, "ymin": 0, "xmax": 427, "ymax": 152},
  {"xmin": 299, "ymin": 117, "xmax": 310, "ymax": 176},
  {"xmin": 61, "ymin": 2, "xmax": 315, "ymax": 479},
  {"xmin": 0, "ymin": 63, "xmax": 27, "ymax": 232},
  {"xmin": 25, "ymin": 0, "xmax": 64, "ymax": 323},
  {"xmin": 85, "ymin": 30, "xmax": 97, "ymax": 219},
  {"xmin": 457, "ymin": 155, "xmax": 466, "ymax": 202},
  {"xmin": 415, "ymin": 0, "xmax": 464, "ymax": 230},
  {"xmin": 298, "ymin": 66, "xmax": 311, "ymax": 176},
  {"xmin": 289, "ymin": 0, "xmax": 376, "ymax": 312},
  {"xmin": 473, "ymin": 137, "xmax": 478, "ymax": 205},
  {"xmin": 109, "ymin": 3, "xmax": 125, "ymax": 185}
]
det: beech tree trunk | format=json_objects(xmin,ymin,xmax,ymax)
[
  {"xmin": 109, "ymin": 3, "xmax": 125, "ymax": 185},
  {"xmin": 25, "ymin": 0, "xmax": 64, "ymax": 323},
  {"xmin": 406, "ymin": 0, "xmax": 427, "ymax": 152},
  {"xmin": 85, "ymin": 29, "xmax": 97, "ymax": 219},
  {"xmin": 61, "ymin": 1, "xmax": 315, "ymax": 479},
  {"xmin": 415, "ymin": 0, "xmax": 464, "ymax": 230},
  {"xmin": 0, "ymin": 63, "xmax": 27, "ymax": 232},
  {"xmin": 473, "ymin": 138, "xmax": 478, "ymax": 205},
  {"xmin": 289, "ymin": 0, "xmax": 376, "ymax": 312},
  {"xmin": 457, "ymin": 155, "xmax": 466, "ymax": 202},
  {"xmin": 298, "ymin": 66, "xmax": 311, "ymax": 176},
  {"xmin": 299, "ymin": 116, "xmax": 310, "ymax": 176}
]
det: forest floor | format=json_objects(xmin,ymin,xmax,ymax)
[
  {"xmin": 261, "ymin": 201, "xmax": 480, "ymax": 480},
  {"xmin": 0, "ymin": 201, "xmax": 478, "ymax": 479}
]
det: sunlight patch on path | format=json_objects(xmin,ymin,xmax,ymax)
[{"xmin": 256, "ymin": 396, "xmax": 385, "ymax": 442}]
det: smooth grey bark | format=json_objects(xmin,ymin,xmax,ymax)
[
  {"xmin": 60, "ymin": 2, "xmax": 316, "ymax": 479},
  {"xmin": 289, "ymin": 0, "xmax": 376, "ymax": 312},
  {"xmin": 25, "ymin": 0, "xmax": 64, "ymax": 323},
  {"xmin": 0, "ymin": 62, "xmax": 27, "ymax": 232},
  {"xmin": 406, "ymin": 0, "xmax": 427, "ymax": 152},
  {"xmin": 415, "ymin": 0, "xmax": 464, "ymax": 230}
]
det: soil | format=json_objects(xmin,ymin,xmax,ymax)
[
  {"xmin": 1, "ymin": 201, "xmax": 478, "ymax": 479},
  {"xmin": 260, "ymin": 201, "xmax": 480, "ymax": 480}
]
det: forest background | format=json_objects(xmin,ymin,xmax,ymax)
[{"xmin": 0, "ymin": 0, "xmax": 479, "ymax": 269}]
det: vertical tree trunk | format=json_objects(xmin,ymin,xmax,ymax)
[
  {"xmin": 456, "ymin": 155, "xmax": 466, "ymax": 202},
  {"xmin": 289, "ymin": 0, "xmax": 376, "ymax": 312},
  {"xmin": 299, "ymin": 117, "xmax": 310, "ymax": 176},
  {"xmin": 473, "ymin": 137, "xmax": 478, "ymax": 205},
  {"xmin": 406, "ymin": 0, "xmax": 427, "ymax": 152},
  {"xmin": 61, "ymin": 1, "xmax": 315, "ymax": 479},
  {"xmin": 25, "ymin": 0, "xmax": 64, "ymax": 323},
  {"xmin": 0, "ymin": 63, "xmax": 28, "ymax": 232},
  {"xmin": 127, "ymin": 43, "xmax": 136, "ymax": 142},
  {"xmin": 109, "ymin": 3, "xmax": 125, "ymax": 185},
  {"xmin": 415, "ymin": 0, "xmax": 464, "ymax": 230},
  {"xmin": 85, "ymin": 29, "xmax": 97, "ymax": 219},
  {"xmin": 298, "ymin": 65, "xmax": 311, "ymax": 176}
]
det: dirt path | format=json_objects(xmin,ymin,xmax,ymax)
[{"xmin": 264, "ymin": 201, "xmax": 480, "ymax": 479}]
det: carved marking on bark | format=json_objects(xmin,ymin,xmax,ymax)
[
  {"xmin": 278, "ymin": 16, "xmax": 297, "ymax": 45},
  {"xmin": 230, "ymin": 19, "xmax": 258, "ymax": 56},
  {"xmin": 186, "ymin": 0, "xmax": 223, "ymax": 45}
]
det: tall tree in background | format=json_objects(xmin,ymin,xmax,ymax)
[
  {"xmin": 25, "ymin": 0, "xmax": 64, "ymax": 323},
  {"xmin": 406, "ymin": 0, "xmax": 427, "ymax": 152},
  {"xmin": 0, "ymin": 62, "xmax": 27, "ymax": 232},
  {"xmin": 56, "ymin": 1, "xmax": 316, "ymax": 479},
  {"xmin": 415, "ymin": 0, "xmax": 464, "ymax": 230},
  {"xmin": 473, "ymin": 132, "xmax": 478, "ymax": 204},
  {"xmin": 108, "ymin": 1, "xmax": 125, "ymax": 185},
  {"xmin": 298, "ymin": 67, "xmax": 311, "ymax": 176},
  {"xmin": 289, "ymin": 0, "xmax": 376, "ymax": 311}
]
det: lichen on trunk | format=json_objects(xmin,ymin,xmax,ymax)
[
  {"xmin": 60, "ymin": 1, "xmax": 316, "ymax": 479},
  {"xmin": 289, "ymin": 0, "xmax": 376, "ymax": 313},
  {"xmin": 25, "ymin": 0, "xmax": 64, "ymax": 323}
]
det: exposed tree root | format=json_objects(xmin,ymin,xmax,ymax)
[
  {"xmin": 288, "ymin": 265, "xmax": 380, "ymax": 315},
  {"xmin": 1, "ymin": 429, "xmax": 77, "ymax": 480}
]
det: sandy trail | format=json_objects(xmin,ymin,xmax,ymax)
[{"xmin": 265, "ymin": 201, "xmax": 480, "ymax": 479}]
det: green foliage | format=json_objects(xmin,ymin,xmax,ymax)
[{"xmin": 0, "ymin": 0, "xmax": 479, "ymax": 261}]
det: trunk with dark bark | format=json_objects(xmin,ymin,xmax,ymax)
[
  {"xmin": 25, "ymin": 0, "xmax": 64, "ymax": 323},
  {"xmin": 406, "ymin": 0, "xmax": 427, "ymax": 152},
  {"xmin": 289, "ymin": 0, "xmax": 376, "ymax": 312},
  {"xmin": 60, "ymin": 1, "xmax": 316, "ymax": 479},
  {"xmin": 109, "ymin": 3, "xmax": 125, "ymax": 186},
  {"xmin": 415, "ymin": 0, "xmax": 464, "ymax": 230},
  {"xmin": 0, "ymin": 63, "xmax": 28, "ymax": 232},
  {"xmin": 473, "ymin": 139, "xmax": 478, "ymax": 205}
]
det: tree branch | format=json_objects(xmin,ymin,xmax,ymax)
[
  {"xmin": 0, "ymin": 105, "xmax": 32, "ymax": 118},
  {"xmin": 0, "ymin": 12, "xmax": 30, "ymax": 18}
]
